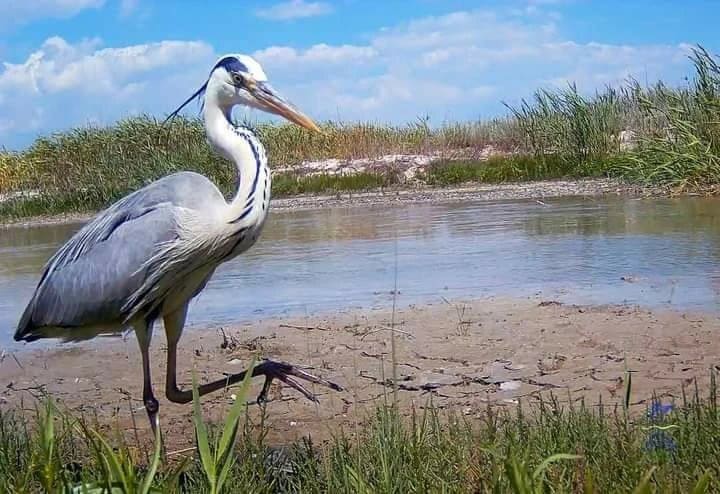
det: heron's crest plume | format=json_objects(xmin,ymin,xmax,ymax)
[{"xmin": 163, "ymin": 55, "xmax": 254, "ymax": 124}]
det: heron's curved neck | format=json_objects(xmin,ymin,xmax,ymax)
[{"xmin": 203, "ymin": 101, "xmax": 269, "ymax": 224}]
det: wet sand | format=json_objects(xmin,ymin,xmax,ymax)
[{"xmin": 1, "ymin": 296, "xmax": 717, "ymax": 450}]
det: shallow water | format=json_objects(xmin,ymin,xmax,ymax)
[{"xmin": 2, "ymin": 196, "xmax": 720, "ymax": 349}]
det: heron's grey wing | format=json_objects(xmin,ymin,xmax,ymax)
[
  {"xmin": 15, "ymin": 203, "xmax": 179, "ymax": 340},
  {"xmin": 42, "ymin": 171, "xmax": 221, "ymax": 274},
  {"xmin": 15, "ymin": 171, "xmax": 224, "ymax": 341}
]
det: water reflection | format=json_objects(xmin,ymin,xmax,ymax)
[
  {"xmin": 520, "ymin": 197, "xmax": 720, "ymax": 237},
  {"xmin": 0, "ymin": 223, "xmax": 82, "ymax": 277},
  {"xmin": 2, "ymin": 196, "xmax": 719, "ymax": 348}
]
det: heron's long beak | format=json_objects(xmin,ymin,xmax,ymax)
[{"xmin": 251, "ymin": 82, "xmax": 320, "ymax": 132}]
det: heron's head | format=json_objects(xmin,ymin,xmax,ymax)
[{"xmin": 165, "ymin": 54, "xmax": 319, "ymax": 132}]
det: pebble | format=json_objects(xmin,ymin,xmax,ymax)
[{"xmin": 499, "ymin": 380, "xmax": 521, "ymax": 391}]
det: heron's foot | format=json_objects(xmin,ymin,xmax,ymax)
[{"xmin": 256, "ymin": 359, "xmax": 343, "ymax": 404}]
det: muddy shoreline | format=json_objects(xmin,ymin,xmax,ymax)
[
  {"xmin": 0, "ymin": 178, "xmax": 663, "ymax": 229},
  {"xmin": 1, "ymin": 296, "xmax": 716, "ymax": 450}
]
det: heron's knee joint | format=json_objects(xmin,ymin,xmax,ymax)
[{"xmin": 145, "ymin": 397, "xmax": 159, "ymax": 414}]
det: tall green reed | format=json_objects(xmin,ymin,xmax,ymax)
[{"xmin": 191, "ymin": 359, "xmax": 255, "ymax": 494}]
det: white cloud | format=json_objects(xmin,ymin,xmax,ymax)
[
  {"xmin": 245, "ymin": 9, "xmax": 691, "ymax": 124},
  {"xmin": 255, "ymin": 0, "xmax": 332, "ymax": 21},
  {"xmin": 0, "ymin": 0, "xmax": 104, "ymax": 27},
  {"xmin": 0, "ymin": 37, "xmax": 212, "ymax": 94},
  {"xmin": 0, "ymin": 37, "xmax": 214, "ymax": 137},
  {"xmin": 254, "ymin": 44, "xmax": 377, "ymax": 80}
]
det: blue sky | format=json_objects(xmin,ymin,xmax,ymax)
[{"xmin": 0, "ymin": 0, "xmax": 718, "ymax": 149}]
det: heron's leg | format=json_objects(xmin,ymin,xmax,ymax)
[
  {"xmin": 165, "ymin": 357, "xmax": 343, "ymax": 405},
  {"xmin": 163, "ymin": 305, "xmax": 188, "ymax": 403},
  {"xmin": 135, "ymin": 320, "xmax": 159, "ymax": 431},
  {"xmin": 162, "ymin": 305, "xmax": 341, "ymax": 404}
]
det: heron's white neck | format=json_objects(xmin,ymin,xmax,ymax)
[{"xmin": 202, "ymin": 99, "xmax": 270, "ymax": 225}]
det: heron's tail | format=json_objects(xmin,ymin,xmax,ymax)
[{"xmin": 14, "ymin": 299, "xmax": 39, "ymax": 342}]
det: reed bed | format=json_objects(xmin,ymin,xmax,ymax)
[{"xmin": 505, "ymin": 45, "xmax": 720, "ymax": 190}]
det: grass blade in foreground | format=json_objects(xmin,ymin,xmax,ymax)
[
  {"xmin": 75, "ymin": 417, "xmax": 163, "ymax": 493},
  {"xmin": 192, "ymin": 357, "xmax": 256, "ymax": 494}
]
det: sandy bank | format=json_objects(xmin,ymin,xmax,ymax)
[{"xmin": 1, "ymin": 296, "xmax": 716, "ymax": 450}]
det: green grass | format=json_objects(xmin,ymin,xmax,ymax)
[
  {"xmin": 423, "ymin": 155, "xmax": 608, "ymax": 186},
  {"xmin": 2, "ymin": 374, "xmax": 720, "ymax": 492},
  {"xmin": 0, "ymin": 177, "xmax": 351, "ymax": 220},
  {"xmin": 0, "ymin": 170, "xmax": 399, "ymax": 220},
  {"xmin": 272, "ymin": 171, "xmax": 398, "ymax": 197}
]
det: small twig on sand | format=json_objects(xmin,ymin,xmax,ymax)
[
  {"xmin": 166, "ymin": 446, "xmax": 197, "ymax": 457},
  {"xmin": 413, "ymin": 352, "xmax": 470, "ymax": 366},
  {"xmin": 279, "ymin": 324, "xmax": 331, "ymax": 331},
  {"xmin": 7, "ymin": 382, "xmax": 48, "ymax": 400},
  {"xmin": 11, "ymin": 353, "xmax": 24, "ymax": 370},
  {"xmin": 359, "ymin": 351, "xmax": 421, "ymax": 369},
  {"xmin": 359, "ymin": 326, "xmax": 413, "ymax": 340},
  {"xmin": 218, "ymin": 327, "xmax": 240, "ymax": 351}
]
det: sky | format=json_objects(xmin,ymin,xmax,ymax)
[{"xmin": 0, "ymin": 0, "xmax": 718, "ymax": 149}]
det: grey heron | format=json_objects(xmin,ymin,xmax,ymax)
[{"xmin": 14, "ymin": 54, "xmax": 343, "ymax": 429}]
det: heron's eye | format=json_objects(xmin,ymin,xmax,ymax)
[{"xmin": 231, "ymin": 73, "xmax": 245, "ymax": 86}]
